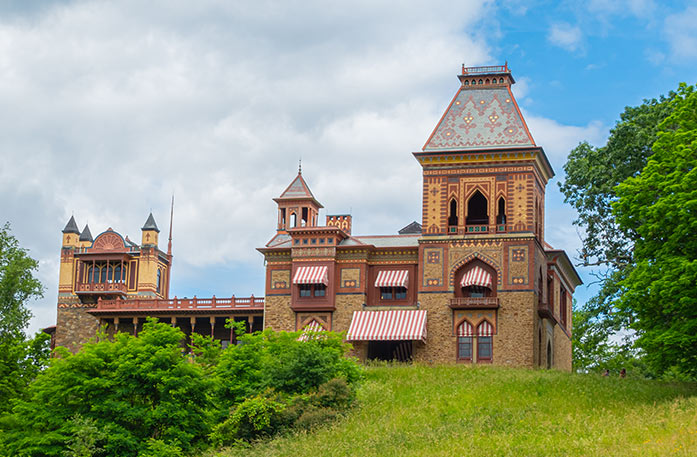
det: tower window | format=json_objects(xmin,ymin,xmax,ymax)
[
  {"xmin": 496, "ymin": 197, "xmax": 506, "ymax": 224},
  {"xmin": 280, "ymin": 208, "xmax": 286, "ymax": 228},
  {"xmin": 448, "ymin": 199, "xmax": 458, "ymax": 227},
  {"xmin": 466, "ymin": 191, "xmax": 488, "ymax": 225},
  {"xmin": 290, "ymin": 213, "xmax": 297, "ymax": 228},
  {"xmin": 302, "ymin": 207, "xmax": 308, "ymax": 227}
]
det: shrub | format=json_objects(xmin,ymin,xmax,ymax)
[
  {"xmin": 210, "ymin": 392, "xmax": 287, "ymax": 445},
  {"xmin": 138, "ymin": 439, "xmax": 184, "ymax": 457},
  {"xmin": 313, "ymin": 378, "xmax": 354, "ymax": 410}
]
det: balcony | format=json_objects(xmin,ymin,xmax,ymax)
[
  {"xmin": 91, "ymin": 295, "xmax": 265, "ymax": 314},
  {"xmin": 449, "ymin": 297, "xmax": 499, "ymax": 309},
  {"xmin": 538, "ymin": 301, "xmax": 554, "ymax": 320},
  {"xmin": 75, "ymin": 282, "xmax": 127, "ymax": 295}
]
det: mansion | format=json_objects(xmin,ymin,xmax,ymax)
[{"xmin": 49, "ymin": 65, "xmax": 581, "ymax": 370}]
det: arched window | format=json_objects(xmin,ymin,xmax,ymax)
[
  {"xmin": 290, "ymin": 212, "xmax": 297, "ymax": 228},
  {"xmin": 560, "ymin": 288, "xmax": 567, "ymax": 327},
  {"xmin": 301, "ymin": 207, "xmax": 308, "ymax": 227},
  {"xmin": 547, "ymin": 276, "xmax": 554, "ymax": 313},
  {"xmin": 496, "ymin": 197, "xmax": 506, "ymax": 224},
  {"xmin": 457, "ymin": 261, "xmax": 495, "ymax": 298},
  {"xmin": 280, "ymin": 208, "xmax": 286, "ymax": 229},
  {"xmin": 538, "ymin": 268, "xmax": 544, "ymax": 307},
  {"xmin": 478, "ymin": 79, "xmax": 483, "ymax": 84},
  {"xmin": 499, "ymin": 77, "xmax": 504, "ymax": 83},
  {"xmin": 466, "ymin": 191, "xmax": 488, "ymax": 225},
  {"xmin": 477, "ymin": 321, "xmax": 493, "ymax": 361},
  {"xmin": 457, "ymin": 320, "xmax": 474, "ymax": 361},
  {"xmin": 485, "ymin": 78, "xmax": 490, "ymax": 84},
  {"xmin": 156, "ymin": 269, "xmax": 162, "ymax": 294},
  {"xmin": 448, "ymin": 199, "xmax": 458, "ymax": 228},
  {"xmin": 464, "ymin": 80, "xmax": 469, "ymax": 86},
  {"xmin": 547, "ymin": 341, "xmax": 552, "ymax": 369}
]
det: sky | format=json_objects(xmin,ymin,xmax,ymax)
[{"xmin": 1, "ymin": 0, "xmax": 695, "ymax": 335}]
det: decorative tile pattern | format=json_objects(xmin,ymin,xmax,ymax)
[
  {"xmin": 341, "ymin": 268, "xmax": 360, "ymax": 288},
  {"xmin": 270, "ymin": 270, "xmax": 290, "ymax": 290}
]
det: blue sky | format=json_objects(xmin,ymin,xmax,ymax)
[{"xmin": 0, "ymin": 0, "xmax": 694, "ymax": 334}]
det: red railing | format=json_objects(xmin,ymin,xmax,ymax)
[
  {"xmin": 462, "ymin": 64, "xmax": 509, "ymax": 75},
  {"xmin": 76, "ymin": 282, "xmax": 127, "ymax": 294},
  {"xmin": 449, "ymin": 297, "xmax": 499, "ymax": 309},
  {"xmin": 95, "ymin": 295, "xmax": 264, "ymax": 311}
]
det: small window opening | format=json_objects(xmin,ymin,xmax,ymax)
[
  {"xmin": 280, "ymin": 208, "xmax": 286, "ymax": 228},
  {"xmin": 290, "ymin": 213, "xmax": 297, "ymax": 228},
  {"xmin": 448, "ymin": 199, "xmax": 458, "ymax": 227},
  {"xmin": 462, "ymin": 285, "xmax": 490, "ymax": 298},
  {"xmin": 380, "ymin": 287, "xmax": 407, "ymax": 300},
  {"xmin": 466, "ymin": 191, "xmax": 488, "ymax": 225},
  {"xmin": 496, "ymin": 197, "xmax": 506, "ymax": 224},
  {"xmin": 478, "ymin": 336, "xmax": 492, "ymax": 360},
  {"xmin": 301, "ymin": 207, "xmax": 308, "ymax": 227},
  {"xmin": 458, "ymin": 336, "xmax": 473, "ymax": 360},
  {"xmin": 156, "ymin": 269, "xmax": 162, "ymax": 294}
]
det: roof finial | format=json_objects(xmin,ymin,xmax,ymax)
[
  {"xmin": 462, "ymin": 63, "xmax": 465, "ymax": 75},
  {"xmin": 298, "ymin": 157, "xmax": 302, "ymax": 175},
  {"xmin": 167, "ymin": 194, "xmax": 174, "ymax": 257}
]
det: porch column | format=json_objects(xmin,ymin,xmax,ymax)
[
  {"xmin": 133, "ymin": 317, "xmax": 139, "ymax": 337},
  {"xmin": 210, "ymin": 316, "xmax": 216, "ymax": 337}
]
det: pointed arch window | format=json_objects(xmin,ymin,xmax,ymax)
[
  {"xmin": 477, "ymin": 321, "xmax": 493, "ymax": 361},
  {"xmin": 290, "ymin": 212, "xmax": 297, "ymax": 228},
  {"xmin": 496, "ymin": 197, "xmax": 506, "ymax": 225},
  {"xmin": 448, "ymin": 199, "xmax": 458, "ymax": 229},
  {"xmin": 457, "ymin": 320, "xmax": 473, "ymax": 361},
  {"xmin": 466, "ymin": 191, "xmax": 488, "ymax": 225}
]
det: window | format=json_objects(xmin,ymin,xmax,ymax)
[
  {"xmin": 302, "ymin": 207, "xmax": 308, "ymax": 227},
  {"xmin": 463, "ymin": 285, "xmax": 489, "ymax": 297},
  {"xmin": 380, "ymin": 287, "xmax": 407, "ymax": 300},
  {"xmin": 466, "ymin": 191, "xmax": 488, "ymax": 225},
  {"xmin": 290, "ymin": 213, "xmax": 297, "ymax": 228},
  {"xmin": 478, "ymin": 336, "xmax": 492, "ymax": 360},
  {"xmin": 156, "ymin": 269, "xmax": 162, "ymax": 294},
  {"xmin": 560, "ymin": 288, "xmax": 567, "ymax": 326},
  {"xmin": 448, "ymin": 199, "xmax": 458, "ymax": 227},
  {"xmin": 458, "ymin": 337, "xmax": 473, "ymax": 360},
  {"xmin": 280, "ymin": 208, "xmax": 286, "ymax": 228},
  {"xmin": 300, "ymin": 284, "xmax": 325, "ymax": 297},
  {"xmin": 496, "ymin": 197, "xmax": 506, "ymax": 224}
]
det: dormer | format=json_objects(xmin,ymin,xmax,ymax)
[{"xmin": 273, "ymin": 169, "xmax": 323, "ymax": 232}]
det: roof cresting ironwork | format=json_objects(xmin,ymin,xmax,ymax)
[{"xmin": 461, "ymin": 62, "xmax": 510, "ymax": 75}]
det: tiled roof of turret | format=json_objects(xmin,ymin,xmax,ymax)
[
  {"xmin": 141, "ymin": 213, "xmax": 160, "ymax": 233},
  {"xmin": 62, "ymin": 216, "xmax": 80, "ymax": 234},
  {"xmin": 423, "ymin": 68, "xmax": 535, "ymax": 152},
  {"xmin": 278, "ymin": 172, "xmax": 315, "ymax": 200},
  {"xmin": 79, "ymin": 224, "xmax": 93, "ymax": 242}
]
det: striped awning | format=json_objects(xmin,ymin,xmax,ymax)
[
  {"xmin": 298, "ymin": 319, "xmax": 324, "ymax": 342},
  {"xmin": 460, "ymin": 266, "xmax": 492, "ymax": 288},
  {"xmin": 457, "ymin": 320, "xmax": 474, "ymax": 337},
  {"xmin": 346, "ymin": 310, "xmax": 427, "ymax": 341},
  {"xmin": 375, "ymin": 270, "xmax": 409, "ymax": 288},
  {"xmin": 477, "ymin": 320, "xmax": 494, "ymax": 336},
  {"xmin": 293, "ymin": 266, "xmax": 329, "ymax": 285}
]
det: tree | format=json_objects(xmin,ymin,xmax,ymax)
[
  {"xmin": 559, "ymin": 87, "xmax": 685, "ymax": 370},
  {"xmin": 0, "ymin": 222, "xmax": 48, "ymax": 412},
  {"xmin": 0, "ymin": 222, "xmax": 43, "ymax": 340},
  {"xmin": 613, "ymin": 84, "xmax": 697, "ymax": 378},
  {"xmin": 1, "ymin": 321, "xmax": 213, "ymax": 456}
]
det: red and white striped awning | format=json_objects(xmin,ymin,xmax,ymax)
[
  {"xmin": 460, "ymin": 266, "xmax": 493, "ymax": 288},
  {"xmin": 293, "ymin": 266, "xmax": 329, "ymax": 285},
  {"xmin": 346, "ymin": 310, "xmax": 427, "ymax": 341},
  {"xmin": 457, "ymin": 320, "xmax": 474, "ymax": 337},
  {"xmin": 477, "ymin": 320, "xmax": 494, "ymax": 336},
  {"xmin": 298, "ymin": 319, "xmax": 325, "ymax": 342},
  {"xmin": 375, "ymin": 270, "xmax": 409, "ymax": 288}
]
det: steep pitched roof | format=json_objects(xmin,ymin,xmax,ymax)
[
  {"xmin": 62, "ymin": 216, "xmax": 80, "ymax": 234},
  {"xmin": 79, "ymin": 224, "xmax": 93, "ymax": 242},
  {"xmin": 423, "ymin": 84, "xmax": 535, "ymax": 152},
  {"xmin": 275, "ymin": 172, "xmax": 323, "ymax": 207},
  {"xmin": 398, "ymin": 221, "xmax": 422, "ymax": 235},
  {"xmin": 141, "ymin": 213, "xmax": 160, "ymax": 233}
]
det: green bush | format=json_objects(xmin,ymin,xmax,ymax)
[
  {"xmin": 313, "ymin": 378, "xmax": 354, "ymax": 410},
  {"xmin": 0, "ymin": 320, "xmax": 214, "ymax": 456},
  {"xmin": 211, "ymin": 392, "xmax": 288, "ymax": 445},
  {"xmin": 138, "ymin": 439, "xmax": 184, "ymax": 457}
]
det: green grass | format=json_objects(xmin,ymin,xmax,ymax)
[{"xmin": 206, "ymin": 365, "xmax": 697, "ymax": 457}]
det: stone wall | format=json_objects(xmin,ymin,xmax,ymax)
[
  {"xmin": 496, "ymin": 291, "xmax": 535, "ymax": 367},
  {"xmin": 263, "ymin": 295, "xmax": 293, "ymax": 331},
  {"xmin": 554, "ymin": 325, "xmax": 572, "ymax": 372},
  {"xmin": 55, "ymin": 307, "xmax": 100, "ymax": 352},
  {"xmin": 414, "ymin": 293, "xmax": 453, "ymax": 363}
]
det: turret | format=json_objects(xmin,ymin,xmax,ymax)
[
  {"xmin": 62, "ymin": 216, "xmax": 80, "ymax": 248},
  {"xmin": 141, "ymin": 213, "xmax": 160, "ymax": 247},
  {"xmin": 273, "ymin": 167, "xmax": 323, "ymax": 232},
  {"xmin": 79, "ymin": 224, "xmax": 93, "ymax": 247}
]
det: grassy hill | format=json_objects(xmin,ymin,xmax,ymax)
[{"xmin": 207, "ymin": 364, "xmax": 697, "ymax": 457}]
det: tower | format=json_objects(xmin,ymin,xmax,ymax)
[{"xmin": 273, "ymin": 169, "xmax": 323, "ymax": 232}]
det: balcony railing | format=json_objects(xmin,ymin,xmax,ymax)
[
  {"xmin": 538, "ymin": 301, "xmax": 554, "ymax": 320},
  {"xmin": 462, "ymin": 64, "xmax": 509, "ymax": 75},
  {"xmin": 94, "ymin": 295, "xmax": 265, "ymax": 311},
  {"xmin": 449, "ymin": 297, "xmax": 499, "ymax": 309},
  {"xmin": 76, "ymin": 282, "xmax": 127, "ymax": 294}
]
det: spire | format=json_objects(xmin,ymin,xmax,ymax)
[
  {"xmin": 167, "ymin": 195, "xmax": 174, "ymax": 256},
  {"xmin": 79, "ymin": 224, "xmax": 93, "ymax": 242},
  {"xmin": 141, "ymin": 212, "xmax": 160, "ymax": 233},
  {"xmin": 298, "ymin": 158, "xmax": 302, "ymax": 175},
  {"xmin": 62, "ymin": 216, "xmax": 80, "ymax": 234}
]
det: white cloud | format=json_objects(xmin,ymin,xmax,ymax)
[
  {"xmin": 547, "ymin": 22, "xmax": 584, "ymax": 53},
  {"xmin": 0, "ymin": 0, "xmax": 496, "ymax": 334},
  {"xmin": 664, "ymin": 6, "xmax": 697, "ymax": 60}
]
